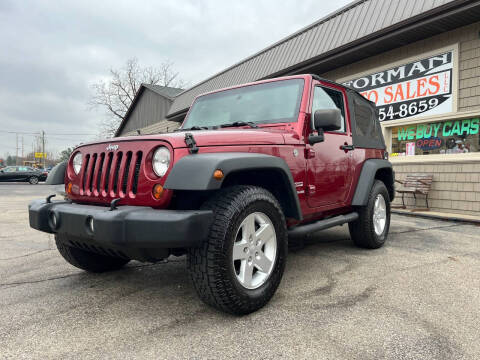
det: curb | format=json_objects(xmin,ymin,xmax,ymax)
[{"xmin": 392, "ymin": 209, "xmax": 480, "ymax": 225}]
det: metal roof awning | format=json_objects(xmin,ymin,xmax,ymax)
[{"xmin": 167, "ymin": 0, "xmax": 480, "ymax": 119}]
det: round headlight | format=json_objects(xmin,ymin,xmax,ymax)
[
  {"xmin": 72, "ymin": 152, "xmax": 82, "ymax": 174},
  {"xmin": 152, "ymin": 147, "xmax": 171, "ymax": 177}
]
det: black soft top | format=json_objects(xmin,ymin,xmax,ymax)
[{"xmin": 311, "ymin": 75, "xmax": 385, "ymax": 150}]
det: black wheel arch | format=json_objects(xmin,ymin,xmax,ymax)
[
  {"xmin": 164, "ymin": 152, "xmax": 302, "ymax": 220},
  {"xmin": 352, "ymin": 159, "xmax": 395, "ymax": 206},
  {"xmin": 45, "ymin": 161, "xmax": 67, "ymax": 185}
]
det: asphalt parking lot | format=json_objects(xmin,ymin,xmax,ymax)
[{"xmin": 1, "ymin": 184, "xmax": 479, "ymax": 359}]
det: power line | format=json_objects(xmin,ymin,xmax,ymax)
[
  {"xmin": 0, "ymin": 145, "xmax": 18, "ymax": 150},
  {"xmin": 0, "ymin": 129, "xmax": 98, "ymax": 162},
  {"xmin": 0, "ymin": 130, "xmax": 39, "ymax": 135},
  {"xmin": 0, "ymin": 130, "xmax": 96, "ymax": 136},
  {"xmin": 48, "ymin": 132, "xmax": 97, "ymax": 136},
  {"xmin": 0, "ymin": 133, "xmax": 94, "ymax": 140},
  {"xmin": 41, "ymin": 136, "xmax": 88, "ymax": 141}
]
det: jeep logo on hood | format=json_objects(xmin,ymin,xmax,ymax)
[{"xmin": 106, "ymin": 144, "xmax": 119, "ymax": 151}]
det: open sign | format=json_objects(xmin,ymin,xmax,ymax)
[{"xmin": 416, "ymin": 137, "xmax": 443, "ymax": 151}]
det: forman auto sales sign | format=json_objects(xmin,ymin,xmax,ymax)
[{"xmin": 343, "ymin": 52, "xmax": 453, "ymax": 121}]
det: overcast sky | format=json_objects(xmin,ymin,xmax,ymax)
[{"xmin": 0, "ymin": 0, "xmax": 351, "ymax": 159}]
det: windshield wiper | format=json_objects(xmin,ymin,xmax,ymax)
[
  {"xmin": 176, "ymin": 126, "xmax": 210, "ymax": 131},
  {"xmin": 220, "ymin": 121, "xmax": 258, "ymax": 128}
]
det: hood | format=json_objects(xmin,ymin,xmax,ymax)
[{"xmin": 111, "ymin": 127, "xmax": 294, "ymax": 148}]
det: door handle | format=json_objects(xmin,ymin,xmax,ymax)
[{"xmin": 340, "ymin": 144, "xmax": 355, "ymax": 152}]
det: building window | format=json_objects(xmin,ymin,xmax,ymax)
[{"xmin": 391, "ymin": 118, "xmax": 480, "ymax": 156}]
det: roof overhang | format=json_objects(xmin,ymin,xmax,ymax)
[
  {"xmin": 286, "ymin": 0, "xmax": 480, "ymax": 77},
  {"xmin": 167, "ymin": 0, "xmax": 480, "ymax": 119}
]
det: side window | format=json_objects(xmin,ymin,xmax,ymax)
[
  {"xmin": 312, "ymin": 86, "xmax": 346, "ymax": 132},
  {"xmin": 354, "ymin": 98, "xmax": 380, "ymax": 141},
  {"xmin": 5, "ymin": 167, "xmax": 17, "ymax": 172}
]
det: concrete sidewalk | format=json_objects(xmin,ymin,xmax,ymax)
[{"xmin": 392, "ymin": 207, "xmax": 480, "ymax": 224}]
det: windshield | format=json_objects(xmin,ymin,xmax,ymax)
[{"xmin": 183, "ymin": 79, "xmax": 304, "ymax": 128}]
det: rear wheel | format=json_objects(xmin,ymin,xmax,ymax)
[
  {"xmin": 188, "ymin": 186, "xmax": 287, "ymax": 315},
  {"xmin": 29, "ymin": 176, "xmax": 39, "ymax": 185},
  {"xmin": 349, "ymin": 180, "xmax": 390, "ymax": 249},
  {"xmin": 55, "ymin": 235, "xmax": 130, "ymax": 272}
]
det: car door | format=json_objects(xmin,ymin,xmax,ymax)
[
  {"xmin": 10, "ymin": 166, "xmax": 24, "ymax": 181},
  {"xmin": 0, "ymin": 166, "xmax": 17, "ymax": 182},
  {"xmin": 16, "ymin": 166, "xmax": 32, "ymax": 181},
  {"xmin": 0, "ymin": 167, "xmax": 9, "ymax": 181},
  {"xmin": 306, "ymin": 83, "xmax": 353, "ymax": 208}
]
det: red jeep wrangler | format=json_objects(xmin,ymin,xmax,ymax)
[{"xmin": 29, "ymin": 74, "xmax": 394, "ymax": 315}]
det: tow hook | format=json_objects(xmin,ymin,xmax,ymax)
[{"xmin": 110, "ymin": 198, "xmax": 122, "ymax": 211}]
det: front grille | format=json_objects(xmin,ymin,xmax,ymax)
[
  {"xmin": 80, "ymin": 150, "xmax": 143, "ymax": 198},
  {"xmin": 112, "ymin": 152, "xmax": 123, "ymax": 194},
  {"xmin": 96, "ymin": 153, "xmax": 105, "ymax": 193},
  {"xmin": 132, "ymin": 152, "xmax": 142, "ymax": 194},
  {"xmin": 82, "ymin": 154, "xmax": 90, "ymax": 192},
  {"xmin": 88, "ymin": 153, "xmax": 97, "ymax": 193},
  {"xmin": 104, "ymin": 153, "xmax": 113, "ymax": 193},
  {"xmin": 121, "ymin": 152, "xmax": 132, "ymax": 195}
]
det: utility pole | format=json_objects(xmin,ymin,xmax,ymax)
[
  {"xmin": 41, "ymin": 130, "xmax": 46, "ymax": 168},
  {"xmin": 15, "ymin": 133, "xmax": 18, "ymax": 165},
  {"xmin": 21, "ymin": 136, "xmax": 24, "ymax": 164}
]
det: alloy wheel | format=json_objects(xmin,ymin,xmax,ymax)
[
  {"xmin": 232, "ymin": 212, "xmax": 277, "ymax": 290},
  {"xmin": 373, "ymin": 194, "xmax": 387, "ymax": 236}
]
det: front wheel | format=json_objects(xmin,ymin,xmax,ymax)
[
  {"xmin": 188, "ymin": 186, "xmax": 287, "ymax": 315},
  {"xmin": 349, "ymin": 180, "xmax": 391, "ymax": 249},
  {"xmin": 29, "ymin": 176, "xmax": 39, "ymax": 185}
]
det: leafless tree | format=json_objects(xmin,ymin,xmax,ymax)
[{"xmin": 90, "ymin": 58, "xmax": 186, "ymax": 137}]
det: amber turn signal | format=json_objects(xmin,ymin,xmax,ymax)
[
  {"xmin": 213, "ymin": 169, "xmax": 224, "ymax": 180},
  {"xmin": 66, "ymin": 182, "xmax": 73, "ymax": 194},
  {"xmin": 152, "ymin": 184, "xmax": 164, "ymax": 199}
]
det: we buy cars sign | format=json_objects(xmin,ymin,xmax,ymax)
[{"xmin": 343, "ymin": 52, "xmax": 453, "ymax": 121}]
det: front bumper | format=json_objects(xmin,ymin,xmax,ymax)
[{"xmin": 29, "ymin": 199, "xmax": 213, "ymax": 261}]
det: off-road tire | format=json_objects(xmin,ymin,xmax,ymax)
[
  {"xmin": 29, "ymin": 176, "xmax": 39, "ymax": 185},
  {"xmin": 349, "ymin": 180, "xmax": 390, "ymax": 249},
  {"xmin": 187, "ymin": 185, "xmax": 288, "ymax": 315},
  {"xmin": 55, "ymin": 235, "xmax": 130, "ymax": 272}
]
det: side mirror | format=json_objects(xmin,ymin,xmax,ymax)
[
  {"xmin": 313, "ymin": 108, "xmax": 342, "ymax": 132},
  {"xmin": 309, "ymin": 108, "xmax": 342, "ymax": 145}
]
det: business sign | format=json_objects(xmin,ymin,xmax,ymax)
[
  {"xmin": 34, "ymin": 152, "xmax": 47, "ymax": 159},
  {"xmin": 343, "ymin": 51, "xmax": 453, "ymax": 121},
  {"xmin": 416, "ymin": 137, "xmax": 443, "ymax": 151},
  {"xmin": 397, "ymin": 118, "xmax": 479, "ymax": 141}
]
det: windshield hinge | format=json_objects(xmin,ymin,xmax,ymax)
[{"xmin": 184, "ymin": 133, "xmax": 199, "ymax": 154}]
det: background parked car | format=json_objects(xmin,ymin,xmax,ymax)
[{"xmin": 0, "ymin": 166, "xmax": 48, "ymax": 184}]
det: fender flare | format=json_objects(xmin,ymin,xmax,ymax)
[
  {"xmin": 352, "ymin": 159, "xmax": 394, "ymax": 206},
  {"xmin": 164, "ymin": 152, "xmax": 302, "ymax": 220},
  {"xmin": 45, "ymin": 161, "xmax": 67, "ymax": 185}
]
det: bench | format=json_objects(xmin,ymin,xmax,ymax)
[{"xmin": 395, "ymin": 174, "xmax": 434, "ymax": 209}]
